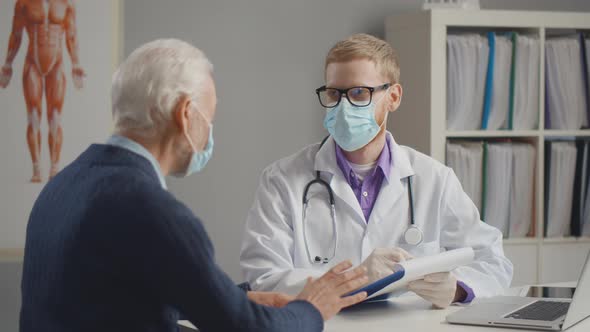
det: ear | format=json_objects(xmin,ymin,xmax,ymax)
[
  {"xmin": 173, "ymin": 95, "xmax": 193, "ymax": 134},
  {"xmin": 388, "ymin": 83, "xmax": 403, "ymax": 113}
]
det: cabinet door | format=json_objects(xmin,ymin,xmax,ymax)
[
  {"xmin": 504, "ymin": 244, "xmax": 538, "ymax": 286},
  {"xmin": 540, "ymin": 243, "xmax": 590, "ymax": 284}
]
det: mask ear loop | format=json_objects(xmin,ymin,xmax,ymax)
[
  {"xmin": 374, "ymin": 86, "xmax": 391, "ymax": 129},
  {"xmin": 184, "ymin": 102, "xmax": 212, "ymax": 153}
]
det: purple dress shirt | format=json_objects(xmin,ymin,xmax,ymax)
[{"xmin": 333, "ymin": 135, "xmax": 475, "ymax": 304}]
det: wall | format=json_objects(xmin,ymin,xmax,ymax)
[
  {"xmin": 123, "ymin": 0, "xmax": 590, "ymax": 282},
  {"xmin": 0, "ymin": 1, "xmax": 120, "ymax": 331}
]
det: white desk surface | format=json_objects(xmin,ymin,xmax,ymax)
[{"xmin": 180, "ymin": 282, "xmax": 590, "ymax": 332}]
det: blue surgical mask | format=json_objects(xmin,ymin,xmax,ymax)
[
  {"xmin": 323, "ymin": 93, "xmax": 387, "ymax": 152},
  {"xmin": 174, "ymin": 114, "xmax": 214, "ymax": 178}
]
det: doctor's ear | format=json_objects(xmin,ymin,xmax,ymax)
[
  {"xmin": 172, "ymin": 96, "xmax": 193, "ymax": 133},
  {"xmin": 387, "ymin": 83, "xmax": 403, "ymax": 113}
]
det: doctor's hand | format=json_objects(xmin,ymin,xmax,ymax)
[
  {"xmin": 408, "ymin": 272, "xmax": 460, "ymax": 309},
  {"xmin": 296, "ymin": 260, "xmax": 368, "ymax": 321},
  {"xmin": 360, "ymin": 247, "xmax": 413, "ymax": 283},
  {"xmin": 247, "ymin": 291, "xmax": 294, "ymax": 308}
]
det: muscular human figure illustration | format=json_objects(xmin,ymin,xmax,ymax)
[{"xmin": 0, "ymin": 0, "xmax": 85, "ymax": 182}]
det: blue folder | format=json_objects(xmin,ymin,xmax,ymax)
[
  {"xmin": 346, "ymin": 268, "xmax": 406, "ymax": 299},
  {"xmin": 481, "ymin": 31, "xmax": 496, "ymax": 130}
]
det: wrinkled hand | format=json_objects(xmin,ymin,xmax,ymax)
[
  {"xmin": 72, "ymin": 65, "xmax": 85, "ymax": 89},
  {"xmin": 247, "ymin": 291, "xmax": 294, "ymax": 308},
  {"xmin": 408, "ymin": 272, "xmax": 458, "ymax": 309},
  {"xmin": 296, "ymin": 260, "xmax": 368, "ymax": 321},
  {"xmin": 360, "ymin": 247, "xmax": 413, "ymax": 283},
  {"xmin": 0, "ymin": 65, "xmax": 12, "ymax": 88}
]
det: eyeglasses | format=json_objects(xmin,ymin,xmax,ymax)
[{"xmin": 315, "ymin": 83, "xmax": 392, "ymax": 108}]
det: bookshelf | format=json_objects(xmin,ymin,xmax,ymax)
[{"xmin": 385, "ymin": 9, "xmax": 590, "ymax": 287}]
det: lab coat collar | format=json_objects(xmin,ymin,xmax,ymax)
[
  {"xmin": 314, "ymin": 131, "xmax": 415, "ymax": 225},
  {"xmin": 314, "ymin": 131, "xmax": 414, "ymax": 182}
]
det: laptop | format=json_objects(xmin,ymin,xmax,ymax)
[{"xmin": 446, "ymin": 251, "xmax": 590, "ymax": 331}]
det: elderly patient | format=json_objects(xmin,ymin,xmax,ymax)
[{"xmin": 19, "ymin": 39, "xmax": 368, "ymax": 332}]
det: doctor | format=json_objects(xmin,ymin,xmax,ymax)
[{"xmin": 240, "ymin": 33, "xmax": 513, "ymax": 309}]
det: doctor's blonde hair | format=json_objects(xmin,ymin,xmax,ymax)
[{"xmin": 325, "ymin": 33, "xmax": 400, "ymax": 84}]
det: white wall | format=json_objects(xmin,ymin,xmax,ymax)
[{"xmin": 124, "ymin": 0, "xmax": 590, "ymax": 282}]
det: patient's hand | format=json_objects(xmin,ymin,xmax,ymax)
[{"xmin": 247, "ymin": 291, "xmax": 294, "ymax": 308}]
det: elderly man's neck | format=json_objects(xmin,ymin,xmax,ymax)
[{"xmin": 117, "ymin": 131, "xmax": 175, "ymax": 176}]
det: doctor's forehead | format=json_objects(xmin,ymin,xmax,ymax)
[{"xmin": 325, "ymin": 59, "xmax": 385, "ymax": 88}]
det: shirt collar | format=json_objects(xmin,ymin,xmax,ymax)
[
  {"xmin": 106, "ymin": 135, "xmax": 168, "ymax": 190},
  {"xmin": 335, "ymin": 134, "xmax": 392, "ymax": 184}
]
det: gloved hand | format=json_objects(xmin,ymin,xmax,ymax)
[
  {"xmin": 360, "ymin": 247, "xmax": 413, "ymax": 283},
  {"xmin": 408, "ymin": 272, "xmax": 458, "ymax": 309}
]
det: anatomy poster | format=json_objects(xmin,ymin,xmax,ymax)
[
  {"xmin": 0, "ymin": 0, "xmax": 117, "ymax": 247},
  {"xmin": 0, "ymin": 0, "xmax": 85, "ymax": 182}
]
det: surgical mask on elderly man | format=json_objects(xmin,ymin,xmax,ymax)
[
  {"xmin": 173, "ymin": 110, "xmax": 214, "ymax": 177},
  {"xmin": 323, "ymin": 91, "xmax": 388, "ymax": 152}
]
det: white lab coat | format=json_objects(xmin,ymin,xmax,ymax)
[{"xmin": 240, "ymin": 132, "xmax": 513, "ymax": 297}]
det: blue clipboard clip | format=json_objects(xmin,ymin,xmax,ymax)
[{"xmin": 345, "ymin": 268, "xmax": 406, "ymax": 300}]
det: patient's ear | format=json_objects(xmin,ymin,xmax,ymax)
[{"xmin": 173, "ymin": 96, "xmax": 193, "ymax": 133}]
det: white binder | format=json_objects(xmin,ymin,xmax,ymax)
[
  {"xmin": 447, "ymin": 34, "xmax": 489, "ymax": 130},
  {"xmin": 512, "ymin": 34, "xmax": 540, "ymax": 130}
]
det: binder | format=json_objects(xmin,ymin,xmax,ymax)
[
  {"xmin": 571, "ymin": 140, "xmax": 589, "ymax": 237},
  {"xmin": 509, "ymin": 143, "xmax": 536, "ymax": 238},
  {"xmin": 545, "ymin": 36, "xmax": 589, "ymax": 130},
  {"xmin": 446, "ymin": 141, "xmax": 484, "ymax": 212},
  {"xmin": 544, "ymin": 141, "xmax": 578, "ymax": 237},
  {"xmin": 511, "ymin": 34, "xmax": 540, "ymax": 130},
  {"xmin": 481, "ymin": 32, "xmax": 495, "ymax": 130},
  {"xmin": 482, "ymin": 33, "xmax": 513, "ymax": 130},
  {"xmin": 583, "ymin": 139, "xmax": 590, "ymax": 236},
  {"xmin": 447, "ymin": 34, "xmax": 489, "ymax": 130},
  {"xmin": 582, "ymin": 35, "xmax": 590, "ymax": 125},
  {"xmin": 483, "ymin": 142, "xmax": 513, "ymax": 237}
]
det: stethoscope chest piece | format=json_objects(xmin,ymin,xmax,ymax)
[{"xmin": 404, "ymin": 225, "xmax": 423, "ymax": 246}]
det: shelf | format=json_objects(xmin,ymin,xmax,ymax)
[
  {"xmin": 542, "ymin": 237, "xmax": 590, "ymax": 244},
  {"xmin": 503, "ymin": 237, "xmax": 590, "ymax": 245},
  {"xmin": 543, "ymin": 130, "xmax": 590, "ymax": 137},
  {"xmin": 504, "ymin": 238, "xmax": 539, "ymax": 245},
  {"xmin": 445, "ymin": 130, "xmax": 539, "ymax": 138},
  {"xmin": 445, "ymin": 130, "xmax": 590, "ymax": 138}
]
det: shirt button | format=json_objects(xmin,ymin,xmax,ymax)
[{"xmin": 362, "ymin": 191, "xmax": 368, "ymax": 197}]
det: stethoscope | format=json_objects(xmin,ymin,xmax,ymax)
[{"xmin": 302, "ymin": 137, "xmax": 424, "ymax": 265}]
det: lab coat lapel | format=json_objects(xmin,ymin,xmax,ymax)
[
  {"xmin": 368, "ymin": 134, "xmax": 415, "ymax": 225},
  {"xmin": 314, "ymin": 136, "xmax": 366, "ymax": 226}
]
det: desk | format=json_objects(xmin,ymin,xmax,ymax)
[
  {"xmin": 326, "ymin": 293, "xmax": 587, "ymax": 331},
  {"xmin": 179, "ymin": 283, "xmax": 590, "ymax": 332}
]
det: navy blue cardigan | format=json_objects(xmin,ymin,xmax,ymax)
[{"xmin": 20, "ymin": 144, "xmax": 322, "ymax": 332}]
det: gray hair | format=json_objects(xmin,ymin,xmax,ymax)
[{"xmin": 111, "ymin": 39, "xmax": 213, "ymax": 138}]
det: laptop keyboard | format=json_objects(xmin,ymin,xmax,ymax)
[{"xmin": 506, "ymin": 301, "xmax": 570, "ymax": 322}]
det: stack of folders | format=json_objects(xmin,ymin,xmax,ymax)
[
  {"xmin": 447, "ymin": 34, "xmax": 489, "ymax": 130},
  {"xmin": 544, "ymin": 140, "xmax": 590, "ymax": 238},
  {"xmin": 446, "ymin": 142, "xmax": 484, "ymax": 212},
  {"xmin": 446, "ymin": 141, "xmax": 536, "ymax": 238},
  {"xmin": 545, "ymin": 35, "xmax": 589, "ymax": 130},
  {"xmin": 446, "ymin": 32, "xmax": 540, "ymax": 130},
  {"xmin": 512, "ymin": 34, "xmax": 540, "ymax": 130}
]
